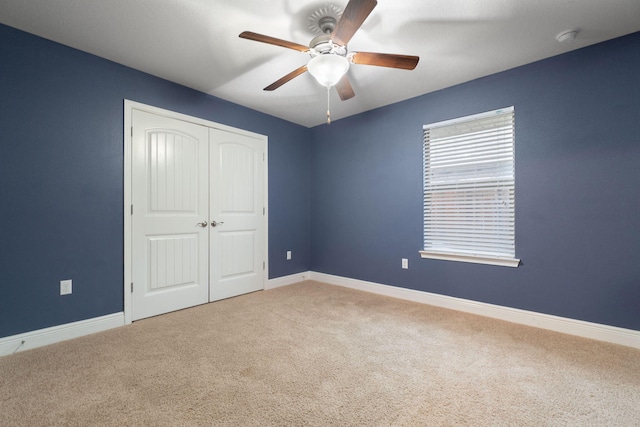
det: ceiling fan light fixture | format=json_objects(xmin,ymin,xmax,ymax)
[{"xmin": 307, "ymin": 54, "xmax": 350, "ymax": 87}]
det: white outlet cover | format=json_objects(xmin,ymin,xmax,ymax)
[
  {"xmin": 402, "ymin": 258, "xmax": 409, "ymax": 269},
  {"xmin": 60, "ymin": 279, "xmax": 72, "ymax": 295},
  {"xmin": 287, "ymin": 251, "xmax": 292, "ymax": 260}
]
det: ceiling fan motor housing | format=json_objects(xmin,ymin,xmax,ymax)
[{"xmin": 309, "ymin": 34, "xmax": 347, "ymax": 57}]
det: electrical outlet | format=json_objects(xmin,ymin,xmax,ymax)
[
  {"xmin": 402, "ymin": 258, "xmax": 409, "ymax": 269},
  {"xmin": 60, "ymin": 279, "xmax": 72, "ymax": 295},
  {"xmin": 287, "ymin": 251, "xmax": 292, "ymax": 260}
]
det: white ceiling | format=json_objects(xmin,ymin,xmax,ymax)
[{"xmin": 1, "ymin": 0, "xmax": 639, "ymax": 127}]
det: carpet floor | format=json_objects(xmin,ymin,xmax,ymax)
[{"xmin": 1, "ymin": 281, "xmax": 639, "ymax": 426}]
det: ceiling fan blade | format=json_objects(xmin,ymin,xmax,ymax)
[
  {"xmin": 264, "ymin": 65, "xmax": 308, "ymax": 91},
  {"xmin": 335, "ymin": 75, "xmax": 355, "ymax": 101},
  {"xmin": 351, "ymin": 52, "xmax": 419, "ymax": 70},
  {"xmin": 332, "ymin": 0, "xmax": 378, "ymax": 46},
  {"xmin": 239, "ymin": 31, "xmax": 309, "ymax": 53}
]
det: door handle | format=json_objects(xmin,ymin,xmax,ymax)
[
  {"xmin": 211, "ymin": 220, "xmax": 225, "ymax": 227},
  {"xmin": 197, "ymin": 221, "xmax": 208, "ymax": 228}
]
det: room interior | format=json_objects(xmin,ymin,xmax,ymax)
[
  {"xmin": 0, "ymin": 0, "xmax": 639, "ymax": 424},
  {"xmin": 1, "ymin": 0, "xmax": 639, "ymax": 353}
]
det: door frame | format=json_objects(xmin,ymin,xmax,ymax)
[{"xmin": 123, "ymin": 100, "xmax": 269, "ymax": 325}]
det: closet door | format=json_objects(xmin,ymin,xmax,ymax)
[
  {"xmin": 209, "ymin": 128, "xmax": 265, "ymax": 301},
  {"xmin": 131, "ymin": 110, "xmax": 210, "ymax": 321}
]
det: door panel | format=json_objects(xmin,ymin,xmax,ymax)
[
  {"xmin": 148, "ymin": 130, "xmax": 199, "ymax": 212},
  {"xmin": 210, "ymin": 129, "xmax": 265, "ymax": 301},
  {"xmin": 131, "ymin": 110, "xmax": 209, "ymax": 320},
  {"xmin": 148, "ymin": 235, "xmax": 198, "ymax": 290},
  {"xmin": 221, "ymin": 231, "xmax": 256, "ymax": 277}
]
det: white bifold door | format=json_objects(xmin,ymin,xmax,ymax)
[{"xmin": 131, "ymin": 110, "xmax": 265, "ymax": 321}]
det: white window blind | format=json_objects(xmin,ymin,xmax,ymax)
[{"xmin": 421, "ymin": 107, "xmax": 519, "ymax": 267}]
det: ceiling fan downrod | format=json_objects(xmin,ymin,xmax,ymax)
[{"xmin": 318, "ymin": 16, "xmax": 337, "ymax": 34}]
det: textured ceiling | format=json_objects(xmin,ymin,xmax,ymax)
[{"xmin": 1, "ymin": 0, "xmax": 639, "ymax": 127}]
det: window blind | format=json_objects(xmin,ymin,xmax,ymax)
[{"xmin": 423, "ymin": 107, "xmax": 516, "ymax": 261}]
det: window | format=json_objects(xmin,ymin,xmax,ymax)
[{"xmin": 421, "ymin": 107, "xmax": 519, "ymax": 267}]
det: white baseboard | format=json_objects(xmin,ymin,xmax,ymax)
[
  {"xmin": 4, "ymin": 273, "xmax": 638, "ymax": 355},
  {"xmin": 266, "ymin": 271, "xmax": 312, "ymax": 290},
  {"xmin": 0, "ymin": 313, "xmax": 125, "ymax": 357},
  {"xmin": 310, "ymin": 272, "xmax": 640, "ymax": 350}
]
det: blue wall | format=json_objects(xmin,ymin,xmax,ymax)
[
  {"xmin": 2, "ymin": 21, "xmax": 638, "ymax": 339},
  {"xmin": 0, "ymin": 24, "xmax": 311, "ymax": 338},
  {"xmin": 310, "ymin": 32, "xmax": 640, "ymax": 331}
]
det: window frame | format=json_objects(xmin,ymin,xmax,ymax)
[{"xmin": 420, "ymin": 107, "xmax": 520, "ymax": 268}]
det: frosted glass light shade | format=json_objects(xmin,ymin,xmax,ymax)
[{"xmin": 307, "ymin": 54, "xmax": 350, "ymax": 87}]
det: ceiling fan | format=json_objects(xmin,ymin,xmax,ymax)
[{"xmin": 239, "ymin": 0, "xmax": 419, "ymax": 123}]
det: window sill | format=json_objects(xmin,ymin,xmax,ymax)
[{"xmin": 419, "ymin": 251, "xmax": 520, "ymax": 268}]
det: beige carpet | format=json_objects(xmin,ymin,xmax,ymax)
[{"xmin": 1, "ymin": 281, "xmax": 639, "ymax": 426}]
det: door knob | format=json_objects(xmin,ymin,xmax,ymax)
[
  {"xmin": 211, "ymin": 220, "xmax": 225, "ymax": 227},
  {"xmin": 197, "ymin": 221, "xmax": 208, "ymax": 228}
]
